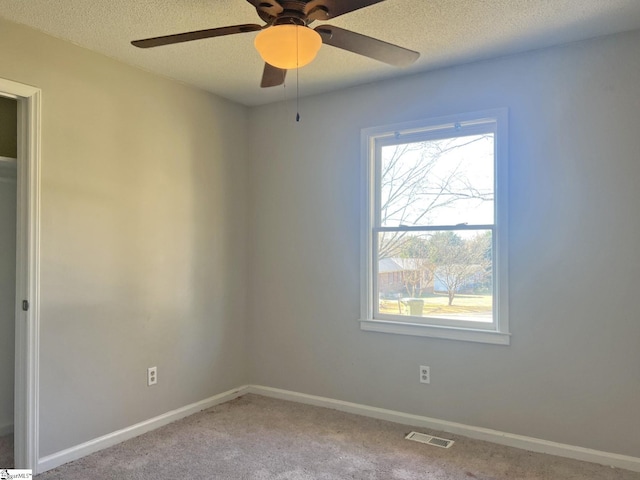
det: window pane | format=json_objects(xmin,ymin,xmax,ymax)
[
  {"xmin": 380, "ymin": 134, "xmax": 494, "ymax": 227},
  {"xmin": 377, "ymin": 230, "xmax": 492, "ymax": 323}
]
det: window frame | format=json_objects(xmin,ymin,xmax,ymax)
[{"xmin": 360, "ymin": 109, "xmax": 510, "ymax": 345}]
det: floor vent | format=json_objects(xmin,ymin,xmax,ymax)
[{"xmin": 405, "ymin": 431, "xmax": 454, "ymax": 448}]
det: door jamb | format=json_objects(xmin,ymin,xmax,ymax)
[{"xmin": 0, "ymin": 77, "xmax": 41, "ymax": 473}]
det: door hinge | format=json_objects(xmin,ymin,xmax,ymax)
[{"xmin": 22, "ymin": 300, "xmax": 29, "ymax": 311}]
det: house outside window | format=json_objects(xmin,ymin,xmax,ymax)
[{"xmin": 360, "ymin": 110, "xmax": 509, "ymax": 345}]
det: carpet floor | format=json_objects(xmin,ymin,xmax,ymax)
[
  {"xmin": 0, "ymin": 433, "xmax": 13, "ymax": 469},
  {"xmin": 36, "ymin": 394, "xmax": 639, "ymax": 479}
]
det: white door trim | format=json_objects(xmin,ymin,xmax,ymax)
[{"xmin": 0, "ymin": 77, "xmax": 41, "ymax": 472}]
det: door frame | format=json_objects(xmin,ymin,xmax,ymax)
[{"xmin": 0, "ymin": 77, "xmax": 41, "ymax": 472}]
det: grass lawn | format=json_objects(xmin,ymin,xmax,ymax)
[{"xmin": 379, "ymin": 293, "xmax": 492, "ymax": 316}]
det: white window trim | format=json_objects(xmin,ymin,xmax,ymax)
[{"xmin": 360, "ymin": 109, "xmax": 510, "ymax": 345}]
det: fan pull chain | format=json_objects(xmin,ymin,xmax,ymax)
[
  {"xmin": 296, "ymin": 25, "xmax": 301, "ymax": 122},
  {"xmin": 296, "ymin": 69, "xmax": 300, "ymax": 122}
]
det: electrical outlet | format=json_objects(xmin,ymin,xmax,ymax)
[
  {"xmin": 419, "ymin": 365, "xmax": 430, "ymax": 384},
  {"xmin": 147, "ymin": 366, "xmax": 157, "ymax": 386}
]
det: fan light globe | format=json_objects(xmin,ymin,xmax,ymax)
[{"xmin": 254, "ymin": 25, "xmax": 322, "ymax": 69}]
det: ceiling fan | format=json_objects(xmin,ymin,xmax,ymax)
[{"xmin": 131, "ymin": 0, "xmax": 420, "ymax": 88}]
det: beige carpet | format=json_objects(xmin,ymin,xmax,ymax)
[
  {"xmin": 0, "ymin": 433, "xmax": 13, "ymax": 469},
  {"xmin": 36, "ymin": 394, "xmax": 639, "ymax": 479}
]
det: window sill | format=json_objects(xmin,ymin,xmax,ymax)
[{"xmin": 359, "ymin": 318, "xmax": 511, "ymax": 345}]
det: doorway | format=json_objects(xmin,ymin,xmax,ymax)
[
  {"xmin": 0, "ymin": 78, "xmax": 41, "ymax": 473},
  {"xmin": 0, "ymin": 95, "xmax": 17, "ymax": 468}
]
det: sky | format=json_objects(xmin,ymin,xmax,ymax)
[{"xmin": 380, "ymin": 133, "xmax": 495, "ymax": 228}]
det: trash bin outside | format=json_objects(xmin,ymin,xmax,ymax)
[{"xmin": 402, "ymin": 298, "xmax": 424, "ymax": 316}]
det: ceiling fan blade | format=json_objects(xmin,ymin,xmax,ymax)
[
  {"xmin": 315, "ymin": 25, "xmax": 419, "ymax": 67},
  {"xmin": 305, "ymin": 0, "xmax": 387, "ymax": 21},
  {"xmin": 245, "ymin": 0, "xmax": 283, "ymax": 17},
  {"xmin": 261, "ymin": 63, "xmax": 287, "ymax": 88},
  {"xmin": 132, "ymin": 24, "xmax": 263, "ymax": 48}
]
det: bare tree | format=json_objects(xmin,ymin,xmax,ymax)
[
  {"xmin": 399, "ymin": 258, "xmax": 433, "ymax": 298},
  {"xmin": 430, "ymin": 231, "xmax": 491, "ymax": 305},
  {"xmin": 397, "ymin": 235, "xmax": 434, "ymax": 297},
  {"xmin": 378, "ymin": 135, "xmax": 493, "ymax": 259}
]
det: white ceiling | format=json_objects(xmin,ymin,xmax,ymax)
[{"xmin": 1, "ymin": 0, "xmax": 640, "ymax": 106}]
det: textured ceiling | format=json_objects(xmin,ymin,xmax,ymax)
[{"xmin": 1, "ymin": 0, "xmax": 640, "ymax": 106}]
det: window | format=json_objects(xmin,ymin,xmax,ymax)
[{"xmin": 360, "ymin": 110, "xmax": 509, "ymax": 345}]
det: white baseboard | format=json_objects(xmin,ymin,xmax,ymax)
[
  {"xmin": 37, "ymin": 385, "xmax": 250, "ymax": 474},
  {"xmin": 36, "ymin": 384, "xmax": 640, "ymax": 474},
  {"xmin": 0, "ymin": 423, "xmax": 13, "ymax": 436},
  {"xmin": 247, "ymin": 385, "xmax": 640, "ymax": 473}
]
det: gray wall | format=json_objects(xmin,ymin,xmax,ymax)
[
  {"xmin": 0, "ymin": 19, "xmax": 250, "ymax": 456},
  {"xmin": 1, "ymin": 13, "xmax": 639, "ymax": 464},
  {"xmin": 248, "ymin": 30, "xmax": 640, "ymax": 457}
]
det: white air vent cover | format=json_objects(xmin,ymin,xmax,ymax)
[{"xmin": 405, "ymin": 431, "xmax": 454, "ymax": 448}]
